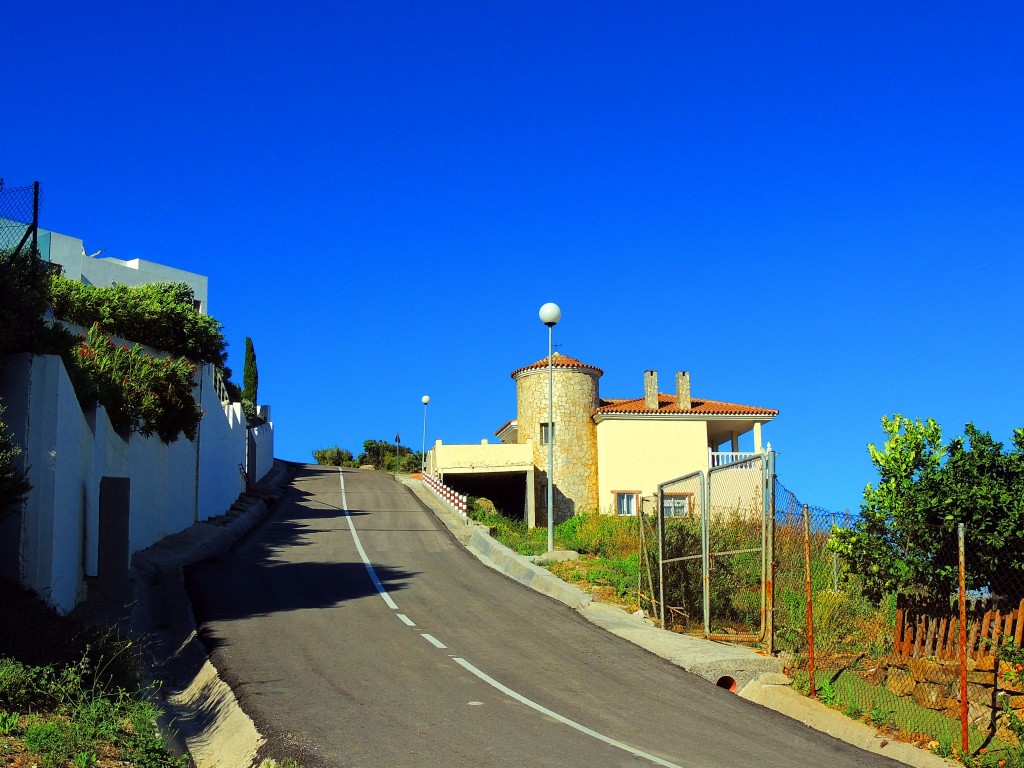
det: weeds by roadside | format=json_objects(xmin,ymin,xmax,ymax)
[
  {"xmin": 465, "ymin": 499, "xmax": 644, "ymax": 605},
  {"xmin": 0, "ymin": 579, "xmax": 308, "ymax": 768},
  {"xmin": 0, "ymin": 579, "xmax": 185, "ymax": 768}
]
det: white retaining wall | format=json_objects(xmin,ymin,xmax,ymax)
[
  {"xmin": 247, "ymin": 419, "xmax": 274, "ymax": 486},
  {"xmin": 0, "ymin": 352, "xmax": 273, "ymax": 612}
]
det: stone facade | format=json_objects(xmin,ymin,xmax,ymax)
[{"xmin": 514, "ymin": 357, "xmax": 600, "ymax": 522}]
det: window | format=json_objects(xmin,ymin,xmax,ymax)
[
  {"xmin": 540, "ymin": 422, "xmax": 554, "ymax": 445},
  {"xmin": 614, "ymin": 492, "xmax": 638, "ymax": 517},
  {"xmin": 662, "ymin": 494, "xmax": 693, "ymax": 518}
]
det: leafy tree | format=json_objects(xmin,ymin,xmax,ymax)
[
  {"xmin": 242, "ymin": 337, "xmax": 258, "ymax": 405},
  {"xmin": 355, "ymin": 440, "xmax": 421, "ymax": 472},
  {"xmin": 940, "ymin": 424, "xmax": 1024, "ymax": 600},
  {"xmin": 357, "ymin": 439, "xmax": 391, "ymax": 469},
  {"xmin": 0, "ymin": 248, "xmax": 52, "ymax": 356},
  {"xmin": 831, "ymin": 415, "xmax": 1024, "ymax": 607}
]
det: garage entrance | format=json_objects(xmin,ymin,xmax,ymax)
[{"xmin": 441, "ymin": 470, "xmax": 529, "ymax": 522}]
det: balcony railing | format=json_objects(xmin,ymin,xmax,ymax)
[{"xmin": 709, "ymin": 450, "xmax": 760, "ymax": 468}]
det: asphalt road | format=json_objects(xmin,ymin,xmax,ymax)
[{"xmin": 186, "ymin": 465, "xmax": 905, "ymax": 768}]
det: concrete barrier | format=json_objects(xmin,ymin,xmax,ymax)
[{"xmin": 465, "ymin": 527, "xmax": 592, "ymax": 610}]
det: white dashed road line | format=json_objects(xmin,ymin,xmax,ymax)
[{"xmin": 337, "ymin": 470, "xmax": 689, "ymax": 768}]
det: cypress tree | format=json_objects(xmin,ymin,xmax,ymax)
[{"xmin": 242, "ymin": 337, "xmax": 258, "ymax": 404}]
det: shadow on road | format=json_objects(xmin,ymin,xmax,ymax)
[{"xmin": 185, "ymin": 465, "xmax": 419, "ymax": 639}]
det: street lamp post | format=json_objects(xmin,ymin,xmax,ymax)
[
  {"xmin": 539, "ymin": 302, "xmax": 561, "ymax": 553},
  {"xmin": 421, "ymin": 395, "xmax": 430, "ymax": 474}
]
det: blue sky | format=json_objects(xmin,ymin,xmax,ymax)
[{"xmin": 5, "ymin": 2, "xmax": 1022, "ymax": 513}]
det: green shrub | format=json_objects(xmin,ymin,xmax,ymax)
[
  {"xmin": 818, "ymin": 679, "xmax": 838, "ymax": 706},
  {"xmin": 0, "ymin": 580, "xmax": 139, "ymax": 693},
  {"xmin": 557, "ymin": 513, "xmax": 639, "ymax": 559},
  {"xmin": 580, "ymin": 553, "xmax": 641, "ymax": 598},
  {"xmin": 0, "ymin": 581, "xmax": 186, "ymax": 767},
  {"xmin": 0, "ymin": 658, "xmax": 50, "ymax": 710},
  {"xmin": 466, "ymin": 498, "xmax": 547, "ymax": 554},
  {"xmin": 48, "ymin": 275, "xmax": 227, "ymax": 367},
  {"xmin": 313, "ymin": 446, "xmax": 356, "ymax": 467},
  {"xmin": 224, "ymin": 378, "xmax": 243, "ymax": 404},
  {"xmin": 241, "ymin": 399, "xmax": 263, "ymax": 427},
  {"xmin": 23, "ymin": 718, "xmax": 75, "ymax": 767},
  {"xmin": 0, "ymin": 710, "xmax": 19, "ymax": 735},
  {"xmin": 0, "ymin": 651, "xmax": 182, "ymax": 767}
]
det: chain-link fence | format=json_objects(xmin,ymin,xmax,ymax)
[
  {"xmin": 657, "ymin": 470, "xmax": 705, "ymax": 634},
  {"xmin": 0, "ymin": 180, "xmax": 40, "ymax": 256},
  {"xmin": 657, "ymin": 455, "xmax": 769, "ymax": 640},
  {"xmin": 775, "ymin": 479, "xmax": 1024, "ymax": 763},
  {"xmin": 706, "ymin": 455, "xmax": 768, "ymax": 641}
]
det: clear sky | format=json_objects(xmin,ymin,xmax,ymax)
[{"xmin": 5, "ymin": 2, "xmax": 1022, "ymax": 514}]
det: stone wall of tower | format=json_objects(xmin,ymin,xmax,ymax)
[{"xmin": 515, "ymin": 366, "xmax": 600, "ymax": 522}]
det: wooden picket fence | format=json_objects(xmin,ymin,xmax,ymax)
[{"xmin": 894, "ymin": 599, "xmax": 1024, "ymax": 660}]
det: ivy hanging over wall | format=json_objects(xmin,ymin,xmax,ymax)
[{"xmin": 67, "ymin": 324, "xmax": 204, "ymax": 443}]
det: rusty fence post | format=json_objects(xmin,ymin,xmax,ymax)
[
  {"xmin": 958, "ymin": 522, "xmax": 968, "ymax": 756},
  {"xmin": 803, "ymin": 504, "xmax": 815, "ymax": 698}
]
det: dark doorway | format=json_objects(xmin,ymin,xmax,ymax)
[{"xmin": 93, "ymin": 476, "xmax": 131, "ymax": 602}]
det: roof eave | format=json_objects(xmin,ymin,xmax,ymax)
[{"xmin": 593, "ymin": 411, "xmax": 777, "ymax": 424}]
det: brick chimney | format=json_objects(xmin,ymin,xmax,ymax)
[
  {"xmin": 676, "ymin": 371, "xmax": 691, "ymax": 409},
  {"xmin": 644, "ymin": 370, "xmax": 659, "ymax": 410}
]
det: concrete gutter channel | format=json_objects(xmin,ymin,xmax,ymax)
[{"xmin": 124, "ymin": 466, "xmax": 952, "ymax": 768}]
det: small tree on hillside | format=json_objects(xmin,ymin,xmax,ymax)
[
  {"xmin": 313, "ymin": 446, "xmax": 356, "ymax": 467},
  {"xmin": 831, "ymin": 415, "xmax": 1024, "ymax": 607},
  {"xmin": 242, "ymin": 337, "xmax": 258, "ymax": 405}
]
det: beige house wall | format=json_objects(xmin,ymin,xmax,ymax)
[
  {"xmin": 595, "ymin": 418, "xmax": 709, "ymax": 515},
  {"xmin": 424, "ymin": 439, "xmax": 537, "ymax": 526},
  {"xmin": 427, "ymin": 439, "xmax": 534, "ymax": 475}
]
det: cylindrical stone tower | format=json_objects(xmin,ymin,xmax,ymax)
[{"xmin": 511, "ymin": 353, "xmax": 602, "ymax": 522}]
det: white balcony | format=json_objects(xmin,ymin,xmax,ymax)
[{"xmin": 709, "ymin": 450, "xmax": 760, "ymax": 468}]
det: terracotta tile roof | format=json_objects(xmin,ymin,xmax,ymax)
[
  {"xmin": 594, "ymin": 393, "xmax": 778, "ymax": 417},
  {"xmin": 510, "ymin": 353, "xmax": 604, "ymax": 379}
]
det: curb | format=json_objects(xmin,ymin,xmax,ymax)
[
  {"xmin": 398, "ymin": 475, "xmax": 592, "ymax": 610},
  {"xmin": 465, "ymin": 527, "xmax": 593, "ymax": 610}
]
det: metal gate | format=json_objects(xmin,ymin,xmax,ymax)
[{"xmin": 657, "ymin": 452, "xmax": 775, "ymax": 644}]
